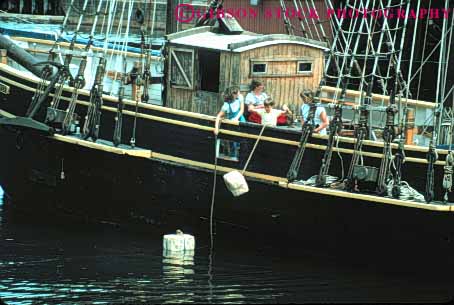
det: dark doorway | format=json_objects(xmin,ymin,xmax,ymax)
[{"xmin": 198, "ymin": 50, "xmax": 220, "ymax": 93}]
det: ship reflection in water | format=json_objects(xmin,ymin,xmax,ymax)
[
  {"xmin": 0, "ymin": 185, "xmax": 3, "ymax": 205},
  {"xmin": 0, "ymin": 190, "xmax": 453, "ymax": 304}
]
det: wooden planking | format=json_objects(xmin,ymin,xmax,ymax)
[
  {"xmin": 192, "ymin": 91, "xmax": 220, "ymax": 115},
  {"xmin": 239, "ymin": 43, "xmax": 324, "ymax": 109},
  {"xmin": 219, "ymin": 53, "xmax": 228, "ymax": 94}
]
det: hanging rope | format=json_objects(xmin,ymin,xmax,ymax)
[
  {"xmin": 113, "ymin": 57, "xmax": 127, "ymax": 147},
  {"xmin": 242, "ymin": 124, "xmax": 267, "ymax": 175},
  {"xmin": 315, "ymin": 104, "xmax": 342, "ymax": 186},
  {"xmin": 209, "ymin": 133, "xmax": 219, "ymax": 252},
  {"xmin": 424, "ymin": 0, "xmax": 450, "ymax": 202},
  {"xmin": 416, "ymin": 0, "xmax": 432, "ymax": 100},
  {"xmin": 344, "ymin": 104, "xmax": 369, "ymax": 191},
  {"xmin": 279, "ymin": 0, "xmax": 295, "ymax": 36},
  {"xmin": 425, "ymin": 143, "xmax": 438, "ymax": 203},
  {"xmin": 443, "ymin": 87, "xmax": 454, "ymax": 202},
  {"xmin": 287, "ymin": 97, "xmax": 317, "ymax": 181},
  {"xmin": 61, "ymin": 0, "xmax": 106, "ymax": 135}
]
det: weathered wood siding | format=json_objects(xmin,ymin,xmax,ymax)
[
  {"xmin": 166, "ymin": 46, "xmax": 195, "ymax": 112},
  {"xmin": 166, "ymin": 42, "xmax": 324, "ymax": 116},
  {"xmin": 239, "ymin": 44, "xmax": 324, "ymax": 111},
  {"xmin": 167, "ymin": 47, "xmax": 244, "ymax": 116},
  {"xmin": 62, "ymin": 0, "xmax": 168, "ymax": 38}
]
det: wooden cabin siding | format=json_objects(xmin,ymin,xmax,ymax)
[
  {"xmin": 166, "ymin": 49, "xmax": 245, "ymax": 116},
  {"xmin": 239, "ymin": 43, "xmax": 324, "ymax": 111},
  {"xmin": 220, "ymin": 52, "xmax": 242, "ymax": 92},
  {"xmin": 62, "ymin": 0, "xmax": 168, "ymax": 38},
  {"xmin": 165, "ymin": 27, "xmax": 327, "ymax": 116},
  {"xmin": 167, "ymin": 0, "xmax": 209, "ymax": 34}
]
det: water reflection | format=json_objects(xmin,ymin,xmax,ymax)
[
  {"xmin": 0, "ymin": 195, "xmax": 453, "ymax": 303},
  {"xmin": 161, "ymin": 250, "xmax": 195, "ymax": 303},
  {"xmin": 0, "ymin": 185, "xmax": 4, "ymax": 205}
]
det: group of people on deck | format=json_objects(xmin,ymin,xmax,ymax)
[{"xmin": 214, "ymin": 80, "xmax": 329, "ymax": 135}]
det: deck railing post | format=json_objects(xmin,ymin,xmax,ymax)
[{"xmin": 0, "ymin": 49, "xmax": 6, "ymax": 65}]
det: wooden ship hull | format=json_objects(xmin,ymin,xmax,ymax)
[{"xmin": 1, "ymin": 62, "xmax": 454, "ymax": 265}]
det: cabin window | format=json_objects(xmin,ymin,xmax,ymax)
[
  {"xmin": 216, "ymin": 139, "xmax": 240, "ymax": 162},
  {"xmin": 199, "ymin": 50, "xmax": 220, "ymax": 93},
  {"xmin": 251, "ymin": 63, "xmax": 267, "ymax": 75},
  {"xmin": 169, "ymin": 48, "xmax": 194, "ymax": 89},
  {"xmin": 297, "ymin": 61, "xmax": 313, "ymax": 74}
]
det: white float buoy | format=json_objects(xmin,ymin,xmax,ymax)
[
  {"xmin": 222, "ymin": 125, "xmax": 266, "ymax": 197},
  {"xmin": 163, "ymin": 229, "xmax": 195, "ymax": 251},
  {"xmin": 223, "ymin": 170, "xmax": 249, "ymax": 197}
]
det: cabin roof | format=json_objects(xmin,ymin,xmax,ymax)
[
  {"xmin": 166, "ymin": 27, "xmax": 329, "ymax": 52},
  {"xmin": 169, "ymin": 31, "xmax": 257, "ymax": 51}
]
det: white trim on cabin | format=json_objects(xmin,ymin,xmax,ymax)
[{"xmin": 233, "ymin": 40, "xmax": 330, "ymax": 52}]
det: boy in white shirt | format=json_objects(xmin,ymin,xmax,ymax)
[{"xmin": 250, "ymin": 98, "xmax": 291, "ymax": 127}]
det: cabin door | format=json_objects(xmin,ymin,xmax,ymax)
[
  {"xmin": 192, "ymin": 50, "xmax": 222, "ymax": 116},
  {"xmin": 168, "ymin": 48, "xmax": 194, "ymax": 90}
]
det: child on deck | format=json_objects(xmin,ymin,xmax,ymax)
[
  {"xmin": 249, "ymin": 98, "xmax": 291, "ymax": 127},
  {"xmin": 214, "ymin": 86, "xmax": 245, "ymax": 135}
]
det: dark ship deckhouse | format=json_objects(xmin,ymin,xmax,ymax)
[{"xmin": 165, "ymin": 26, "xmax": 328, "ymax": 115}]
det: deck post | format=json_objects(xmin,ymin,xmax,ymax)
[
  {"xmin": 0, "ymin": 49, "xmax": 7, "ymax": 65},
  {"xmin": 405, "ymin": 108, "xmax": 416, "ymax": 145}
]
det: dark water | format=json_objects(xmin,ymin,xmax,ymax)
[{"xmin": 0, "ymin": 187, "xmax": 453, "ymax": 305}]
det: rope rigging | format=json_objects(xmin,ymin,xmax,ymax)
[
  {"xmin": 279, "ymin": 0, "xmax": 295, "ymax": 36},
  {"xmin": 324, "ymin": 0, "xmax": 374, "ymax": 167},
  {"xmin": 80, "ymin": 0, "xmax": 108, "ymax": 141},
  {"xmin": 113, "ymin": 56, "xmax": 127, "ymax": 147},
  {"xmin": 317, "ymin": 0, "xmax": 426, "ymax": 201},
  {"xmin": 424, "ymin": 0, "xmax": 452, "ymax": 202},
  {"xmin": 287, "ymin": 93, "xmax": 317, "ymax": 182}
]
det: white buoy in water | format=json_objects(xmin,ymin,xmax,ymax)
[
  {"xmin": 163, "ymin": 229, "xmax": 195, "ymax": 251},
  {"xmin": 223, "ymin": 170, "xmax": 249, "ymax": 197}
]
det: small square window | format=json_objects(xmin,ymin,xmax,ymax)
[
  {"xmin": 298, "ymin": 62, "xmax": 312, "ymax": 73},
  {"xmin": 216, "ymin": 139, "xmax": 240, "ymax": 162},
  {"xmin": 252, "ymin": 63, "xmax": 267, "ymax": 74}
]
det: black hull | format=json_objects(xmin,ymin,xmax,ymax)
[
  {"xmin": 1, "ymin": 65, "xmax": 454, "ymax": 267},
  {"xmin": 1, "ymin": 128, "xmax": 454, "ymax": 265}
]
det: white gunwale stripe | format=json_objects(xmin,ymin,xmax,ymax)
[{"xmin": 282, "ymin": 182, "xmax": 454, "ymax": 212}]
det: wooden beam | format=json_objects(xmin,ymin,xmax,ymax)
[
  {"xmin": 10, "ymin": 36, "xmax": 161, "ymax": 61},
  {"xmin": 250, "ymin": 57, "xmax": 313, "ymax": 62},
  {"xmin": 166, "ymin": 26, "xmax": 211, "ymax": 41},
  {"xmin": 229, "ymin": 34, "xmax": 328, "ymax": 51},
  {"xmin": 0, "ymin": 12, "xmax": 64, "ymax": 22},
  {"xmin": 321, "ymin": 86, "xmax": 436, "ymax": 109}
]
